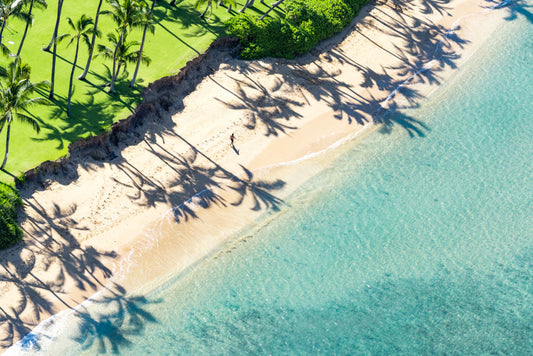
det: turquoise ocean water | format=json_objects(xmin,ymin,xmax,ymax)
[{"xmin": 10, "ymin": 2, "xmax": 533, "ymax": 355}]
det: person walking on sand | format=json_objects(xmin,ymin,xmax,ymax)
[{"xmin": 230, "ymin": 133, "xmax": 239, "ymax": 155}]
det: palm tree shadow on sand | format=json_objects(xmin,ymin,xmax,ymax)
[{"xmin": 214, "ymin": 0, "xmax": 478, "ymax": 138}]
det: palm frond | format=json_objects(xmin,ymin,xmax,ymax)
[
  {"xmin": 82, "ymin": 33, "xmax": 92, "ymax": 51},
  {"xmin": 66, "ymin": 16, "xmax": 75, "ymax": 30},
  {"xmin": 55, "ymin": 33, "xmax": 69, "ymax": 45},
  {"xmin": 0, "ymin": 43, "xmax": 9, "ymax": 57}
]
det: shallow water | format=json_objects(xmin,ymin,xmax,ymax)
[{"xmin": 10, "ymin": 2, "xmax": 533, "ymax": 355}]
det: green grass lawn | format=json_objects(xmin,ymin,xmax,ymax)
[{"xmin": 0, "ymin": 0, "xmax": 279, "ymax": 183}]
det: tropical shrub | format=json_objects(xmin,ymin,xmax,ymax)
[
  {"xmin": 228, "ymin": 14, "xmax": 313, "ymax": 59},
  {"xmin": 0, "ymin": 182, "xmax": 23, "ymax": 249},
  {"xmin": 226, "ymin": 0, "xmax": 368, "ymax": 59},
  {"xmin": 285, "ymin": 0, "xmax": 355, "ymax": 40}
]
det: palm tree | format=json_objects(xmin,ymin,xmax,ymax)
[
  {"xmin": 130, "ymin": 0, "xmax": 156, "ymax": 87},
  {"xmin": 0, "ymin": 0, "xmax": 28, "ymax": 54},
  {"xmin": 48, "ymin": 27, "xmax": 63, "ymax": 99},
  {"xmin": 16, "ymin": 0, "xmax": 48, "ymax": 60},
  {"xmin": 97, "ymin": 31, "xmax": 151, "ymax": 83},
  {"xmin": 78, "ymin": 0, "xmax": 103, "ymax": 80},
  {"xmin": 0, "ymin": 61, "xmax": 50, "ymax": 170},
  {"xmin": 225, "ymin": 0, "xmax": 236, "ymax": 12},
  {"xmin": 42, "ymin": 0, "xmax": 63, "ymax": 52},
  {"xmin": 63, "ymin": 15, "xmax": 94, "ymax": 117},
  {"xmin": 194, "ymin": 0, "xmax": 213, "ymax": 18},
  {"xmin": 218, "ymin": 0, "xmax": 235, "ymax": 12},
  {"xmin": 195, "ymin": 0, "xmax": 234, "ymax": 18},
  {"xmin": 199, "ymin": 0, "xmax": 216, "ymax": 18},
  {"xmin": 260, "ymin": 0, "xmax": 286, "ymax": 20},
  {"xmin": 238, "ymin": 0, "xmax": 254, "ymax": 13},
  {"xmin": 102, "ymin": 0, "xmax": 145, "ymax": 93}
]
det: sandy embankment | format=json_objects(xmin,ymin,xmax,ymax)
[{"xmin": 0, "ymin": 0, "xmax": 509, "ymax": 350}]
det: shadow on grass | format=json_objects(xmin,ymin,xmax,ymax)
[
  {"xmin": 27, "ymin": 67, "xmax": 142, "ymax": 151},
  {"xmin": 153, "ymin": 1, "xmax": 226, "ymax": 37}
]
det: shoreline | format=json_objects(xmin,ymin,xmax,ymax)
[{"xmin": 1, "ymin": 0, "xmax": 510, "ymax": 352}]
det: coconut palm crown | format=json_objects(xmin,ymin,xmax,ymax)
[{"xmin": 0, "ymin": 61, "xmax": 50, "ymax": 170}]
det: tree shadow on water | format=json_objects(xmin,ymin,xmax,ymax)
[
  {"xmin": 0, "ymin": 187, "xmax": 159, "ymax": 352},
  {"xmin": 67, "ymin": 284, "xmax": 159, "ymax": 355},
  {"xmin": 376, "ymin": 106, "xmax": 430, "ymax": 138}
]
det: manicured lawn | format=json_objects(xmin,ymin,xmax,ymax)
[{"xmin": 0, "ymin": 0, "xmax": 277, "ymax": 182}]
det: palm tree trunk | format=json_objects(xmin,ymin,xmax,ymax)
[
  {"xmin": 200, "ymin": 4, "xmax": 210, "ymax": 18},
  {"xmin": 221, "ymin": 1, "xmax": 232, "ymax": 12},
  {"xmin": 0, "ymin": 122, "xmax": 12, "ymax": 170},
  {"xmin": 67, "ymin": 38, "xmax": 80, "ymax": 117},
  {"xmin": 0, "ymin": 17, "xmax": 7, "ymax": 48},
  {"xmin": 16, "ymin": 0, "xmax": 35, "ymax": 60},
  {"xmin": 43, "ymin": 0, "xmax": 64, "ymax": 52},
  {"xmin": 49, "ymin": 39, "xmax": 57, "ymax": 99},
  {"xmin": 79, "ymin": 0, "xmax": 103, "ymax": 80},
  {"xmin": 109, "ymin": 29, "xmax": 125, "ymax": 93},
  {"xmin": 239, "ymin": 0, "xmax": 253, "ymax": 13},
  {"xmin": 260, "ymin": 0, "xmax": 285, "ymax": 20},
  {"xmin": 0, "ymin": 121, "xmax": 5, "ymax": 138},
  {"xmin": 130, "ymin": 0, "xmax": 156, "ymax": 87}
]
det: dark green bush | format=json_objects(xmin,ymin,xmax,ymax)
[
  {"xmin": 0, "ymin": 182, "xmax": 23, "ymax": 249},
  {"xmin": 285, "ymin": 0, "xmax": 355, "ymax": 39},
  {"xmin": 225, "ymin": 0, "xmax": 368, "ymax": 59},
  {"xmin": 234, "ymin": 15, "xmax": 314, "ymax": 59}
]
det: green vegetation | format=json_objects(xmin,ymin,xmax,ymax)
[
  {"xmin": 0, "ymin": 182, "xmax": 23, "ymax": 249},
  {"xmin": 0, "ymin": 0, "xmax": 279, "ymax": 180},
  {"xmin": 0, "ymin": 61, "xmax": 51, "ymax": 169},
  {"xmin": 226, "ymin": 0, "xmax": 368, "ymax": 59},
  {"xmin": 61, "ymin": 15, "xmax": 95, "ymax": 116}
]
